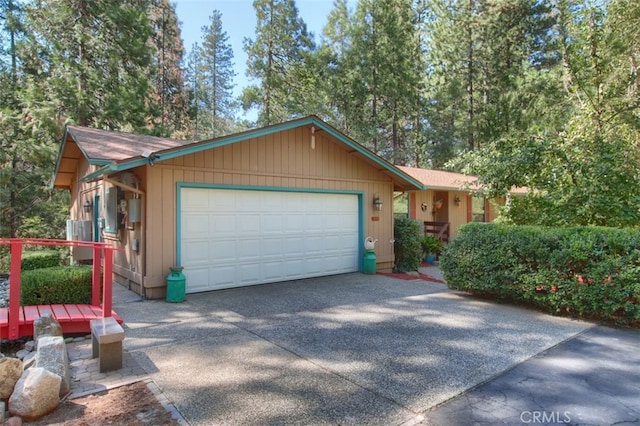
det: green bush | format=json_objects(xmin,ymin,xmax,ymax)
[
  {"xmin": 393, "ymin": 218, "xmax": 423, "ymax": 272},
  {"xmin": 21, "ymin": 266, "xmax": 97, "ymax": 305},
  {"xmin": 421, "ymin": 235, "xmax": 443, "ymax": 257},
  {"xmin": 0, "ymin": 249, "xmax": 62, "ymax": 274},
  {"xmin": 22, "ymin": 250, "xmax": 62, "ymax": 271},
  {"xmin": 440, "ymin": 223, "xmax": 640, "ymax": 325}
]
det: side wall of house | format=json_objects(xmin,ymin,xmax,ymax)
[
  {"xmin": 68, "ymin": 148, "xmax": 145, "ymax": 294},
  {"xmin": 143, "ymin": 127, "xmax": 395, "ymax": 298}
]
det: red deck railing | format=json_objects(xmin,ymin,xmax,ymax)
[{"xmin": 0, "ymin": 238, "xmax": 122, "ymax": 340}]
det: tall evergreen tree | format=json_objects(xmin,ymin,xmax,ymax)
[
  {"xmin": 318, "ymin": 0, "xmax": 355, "ymax": 132},
  {"xmin": 242, "ymin": 0, "xmax": 315, "ymax": 125},
  {"xmin": 0, "ymin": 0, "xmax": 68, "ymax": 238},
  {"xmin": 24, "ymin": 0, "xmax": 154, "ymax": 130},
  {"xmin": 344, "ymin": 0, "xmax": 419, "ymax": 162},
  {"xmin": 148, "ymin": 0, "xmax": 189, "ymax": 137},
  {"xmin": 198, "ymin": 10, "xmax": 236, "ymax": 138}
]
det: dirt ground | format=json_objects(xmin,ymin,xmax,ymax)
[{"xmin": 24, "ymin": 381, "xmax": 181, "ymax": 425}]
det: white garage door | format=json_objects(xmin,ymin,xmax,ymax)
[{"xmin": 180, "ymin": 188, "xmax": 360, "ymax": 293}]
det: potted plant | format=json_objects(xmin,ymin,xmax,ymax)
[{"xmin": 421, "ymin": 235, "xmax": 442, "ymax": 263}]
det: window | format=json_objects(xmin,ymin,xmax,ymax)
[{"xmin": 471, "ymin": 196, "xmax": 486, "ymax": 222}]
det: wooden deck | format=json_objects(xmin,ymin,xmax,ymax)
[
  {"xmin": 0, "ymin": 238, "xmax": 122, "ymax": 340},
  {"xmin": 0, "ymin": 304, "xmax": 123, "ymax": 338}
]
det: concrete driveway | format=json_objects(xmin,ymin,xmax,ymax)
[{"xmin": 113, "ymin": 272, "xmax": 593, "ymax": 425}]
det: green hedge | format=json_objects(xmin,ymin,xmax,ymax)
[
  {"xmin": 393, "ymin": 218, "xmax": 423, "ymax": 272},
  {"xmin": 0, "ymin": 249, "xmax": 62, "ymax": 274},
  {"xmin": 21, "ymin": 266, "xmax": 96, "ymax": 306},
  {"xmin": 440, "ymin": 223, "xmax": 640, "ymax": 326}
]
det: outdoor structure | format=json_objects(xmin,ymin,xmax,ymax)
[
  {"xmin": 397, "ymin": 166, "xmax": 525, "ymax": 240},
  {"xmin": 0, "ymin": 238, "xmax": 122, "ymax": 340},
  {"xmin": 52, "ymin": 116, "xmax": 423, "ymax": 299}
]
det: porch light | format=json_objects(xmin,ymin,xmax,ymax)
[
  {"xmin": 454, "ymin": 196, "xmax": 461, "ymax": 206},
  {"xmin": 83, "ymin": 198, "xmax": 93, "ymax": 213},
  {"xmin": 373, "ymin": 195, "xmax": 383, "ymax": 211}
]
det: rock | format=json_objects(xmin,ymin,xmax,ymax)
[
  {"xmin": 0, "ymin": 400, "xmax": 4, "ymax": 422},
  {"xmin": 8, "ymin": 367, "xmax": 61, "ymax": 421},
  {"xmin": 22, "ymin": 352, "xmax": 36, "ymax": 370},
  {"xmin": 35, "ymin": 336, "xmax": 70, "ymax": 397},
  {"xmin": 4, "ymin": 415, "xmax": 22, "ymax": 426},
  {"xmin": 23, "ymin": 341, "xmax": 35, "ymax": 353},
  {"xmin": 14, "ymin": 350, "xmax": 30, "ymax": 361},
  {"xmin": 0, "ymin": 357, "xmax": 23, "ymax": 401},
  {"xmin": 33, "ymin": 314, "xmax": 62, "ymax": 348}
]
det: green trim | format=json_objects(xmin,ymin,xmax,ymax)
[
  {"xmin": 51, "ymin": 127, "xmax": 70, "ymax": 188},
  {"xmin": 77, "ymin": 116, "xmax": 424, "ymax": 190},
  {"xmin": 175, "ymin": 182, "xmax": 365, "ymax": 272}
]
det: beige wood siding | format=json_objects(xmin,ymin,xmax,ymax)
[{"xmin": 143, "ymin": 128, "xmax": 396, "ymax": 295}]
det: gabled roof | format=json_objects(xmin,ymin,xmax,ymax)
[
  {"xmin": 397, "ymin": 166, "xmax": 479, "ymax": 191},
  {"xmin": 398, "ymin": 166, "xmax": 528, "ymax": 194},
  {"xmin": 53, "ymin": 116, "xmax": 424, "ymax": 192},
  {"xmin": 52, "ymin": 127, "xmax": 194, "ymax": 189}
]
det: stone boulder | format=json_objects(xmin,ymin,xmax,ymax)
[
  {"xmin": 35, "ymin": 336, "xmax": 70, "ymax": 396},
  {"xmin": 8, "ymin": 367, "xmax": 60, "ymax": 421},
  {"xmin": 0, "ymin": 357, "xmax": 23, "ymax": 401},
  {"xmin": 33, "ymin": 313, "xmax": 62, "ymax": 347}
]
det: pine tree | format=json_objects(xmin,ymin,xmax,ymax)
[
  {"xmin": 24, "ymin": 0, "xmax": 154, "ymax": 130},
  {"xmin": 342, "ymin": 0, "xmax": 419, "ymax": 162},
  {"xmin": 0, "ymin": 0, "xmax": 67, "ymax": 238},
  {"xmin": 148, "ymin": 0, "xmax": 189, "ymax": 137},
  {"xmin": 198, "ymin": 10, "xmax": 236, "ymax": 138},
  {"xmin": 243, "ymin": 0, "xmax": 315, "ymax": 125}
]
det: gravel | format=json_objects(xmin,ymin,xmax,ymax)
[{"xmin": 0, "ymin": 275, "xmax": 9, "ymax": 308}]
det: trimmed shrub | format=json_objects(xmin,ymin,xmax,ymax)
[
  {"xmin": 440, "ymin": 223, "xmax": 640, "ymax": 325},
  {"xmin": 394, "ymin": 218, "xmax": 423, "ymax": 272},
  {"xmin": 22, "ymin": 250, "xmax": 62, "ymax": 271},
  {"xmin": 0, "ymin": 249, "xmax": 62, "ymax": 274},
  {"xmin": 21, "ymin": 266, "xmax": 96, "ymax": 305}
]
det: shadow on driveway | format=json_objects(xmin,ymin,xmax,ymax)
[{"xmin": 114, "ymin": 272, "xmax": 593, "ymax": 426}]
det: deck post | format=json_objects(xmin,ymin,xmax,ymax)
[
  {"xmin": 102, "ymin": 247, "xmax": 113, "ymax": 318},
  {"xmin": 8, "ymin": 240, "xmax": 22, "ymax": 340},
  {"xmin": 91, "ymin": 245, "xmax": 101, "ymax": 306}
]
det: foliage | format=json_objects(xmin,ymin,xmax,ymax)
[
  {"xmin": 21, "ymin": 249, "xmax": 62, "ymax": 271},
  {"xmin": 242, "ymin": 0, "xmax": 315, "ymax": 125},
  {"xmin": 185, "ymin": 10, "xmax": 237, "ymax": 139},
  {"xmin": 455, "ymin": 0, "xmax": 640, "ymax": 227},
  {"xmin": 148, "ymin": 0, "xmax": 189, "ymax": 137},
  {"xmin": 20, "ymin": 266, "xmax": 96, "ymax": 305},
  {"xmin": 420, "ymin": 235, "xmax": 443, "ymax": 256},
  {"xmin": 393, "ymin": 218, "xmax": 423, "ymax": 272},
  {"xmin": 440, "ymin": 223, "xmax": 640, "ymax": 326}
]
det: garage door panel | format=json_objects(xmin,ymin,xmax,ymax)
[
  {"xmin": 261, "ymin": 215, "xmax": 283, "ymax": 234},
  {"xmin": 210, "ymin": 191, "xmax": 235, "ymax": 211},
  {"xmin": 187, "ymin": 267, "xmax": 211, "ymax": 293},
  {"xmin": 210, "ymin": 239, "xmax": 236, "ymax": 262},
  {"xmin": 239, "ymin": 264, "xmax": 260, "ymax": 285},
  {"xmin": 284, "ymin": 215, "xmax": 304, "ymax": 233},
  {"xmin": 181, "ymin": 188, "xmax": 359, "ymax": 293},
  {"xmin": 211, "ymin": 265, "xmax": 236, "ymax": 288},
  {"xmin": 236, "ymin": 219, "xmax": 261, "ymax": 236},
  {"xmin": 261, "ymin": 238, "xmax": 283, "ymax": 257},
  {"xmin": 183, "ymin": 241, "xmax": 209, "ymax": 264},
  {"xmin": 263, "ymin": 261, "xmax": 285, "ymax": 281}
]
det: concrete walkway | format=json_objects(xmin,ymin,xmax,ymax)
[{"xmin": 99, "ymin": 269, "xmax": 633, "ymax": 426}]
